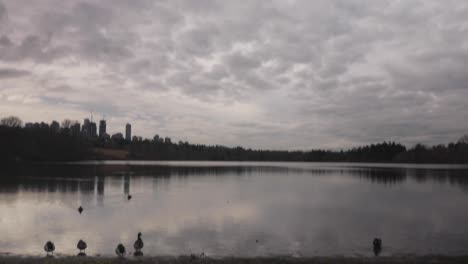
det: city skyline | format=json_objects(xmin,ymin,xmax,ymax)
[
  {"xmin": 21, "ymin": 116, "xmax": 174, "ymax": 144},
  {"xmin": 1, "ymin": 1, "xmax": 468, "ymax": 150},
  {"xmin": 23, "ymin": 116, "xmax": 141, "ymax": 141}
]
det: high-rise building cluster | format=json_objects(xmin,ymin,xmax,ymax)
[
  {"xmin": 25, "ymin": 117, "xmax": 134, "ymax": 142},
  {"xmin": 81, "ymin": 118, "xmax": 132, "ymax": 142},
  {"xmin": 23, "ymin": 116, "xmax": 174, "ymax": 144}
]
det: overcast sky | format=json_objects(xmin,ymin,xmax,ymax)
[{"xmin": 1, "ymin": 0, "xmax": 467, "ymax": 150}]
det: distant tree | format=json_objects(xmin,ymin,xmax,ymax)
[
  {"xmin": 0, "ymin": 116, "xmax": 22, "ymax": 127},
  {"xmin": 62, "ymin": 119, "xmax": 79, "ymax": 128},
  {"xmin": 458, "ymin": 134, "xmax": 468, "ymax": 144},
  {"xmin": 50, "ymin": 121, "xmax": 60, "ymax": 132}
]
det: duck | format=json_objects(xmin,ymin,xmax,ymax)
[
  {"xmin": 77, "ymin": 239, "xmax": 87, "ymax": 253},
  {"xmin": 44, "ymin": 241, "xmax": 55, "ymax": 256},
  {"xmin": 78, "ymin": 206, "xmax": 83, "ymax": 214},
  {"xmin": 115, "ymin": 243, "xmax": 125, "ymax": 257},
  {"xmin": 373, "ymin": 238, "xmax": 382, "ymax": 256},
  {"xmin": 133, "ymin": 232, "xmax": 144, "ymax": 252},
  {"xmin": 373, "ymin": 238, "xmax": 382, "ymax": 249},
  {"xmin": 127, "ymin": 194, "xmax": 132, "ymax": 200}
]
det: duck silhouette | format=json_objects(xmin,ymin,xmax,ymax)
[
  {"xmin": 134, "ymin": 232, "xmax": 144, "ymax": 253},
  {"xmin": 115, "ymin": 243, "xmax": 125, "ymax": 257},
  {"xmin": 77, "ymin": 239, "xmax": 87, "ymax": 256},
  {"xmin": 127, "ymin": 194, "xmax": 132, "ymax": 200},
  {"xmin": 44, "ymin": 241, "xmax": 55, "ymax": 256},
  {"xmin": 373, "ymin": 238, "xmax": 382, "ymax": 256}
]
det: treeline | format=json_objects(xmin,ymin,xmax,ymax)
[
  {"xmin": 127, "ymin": 140, "xmax": 468, "ymax": 163},
  {"xmin": 0, "ymin": 126, "xmax": 91, "ymax": 163},
  {"xmin": 1, "ymin": 116, "xmax": 468, "ymax": 164}
]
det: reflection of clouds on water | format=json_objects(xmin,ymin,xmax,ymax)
[{"xmin": 0, "ymin": 162, "xmax": 468, "ymax": 256}]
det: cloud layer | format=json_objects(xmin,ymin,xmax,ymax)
[{"xmin": 1, "ymin": 0, "xmax": 468, "ymax": 149}]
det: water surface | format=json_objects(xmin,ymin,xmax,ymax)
[{"xmin": 1, "ymin": 161, "xmax": 468, "ymax": 257}]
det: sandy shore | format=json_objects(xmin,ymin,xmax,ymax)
[{"xmin": 1, "ymin": 255, "xmax": 468, "ymax": 264}]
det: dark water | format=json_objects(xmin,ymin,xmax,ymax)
[{"xmin": 1, "ymin": 161, "xmax": 468, "ymax": 257}]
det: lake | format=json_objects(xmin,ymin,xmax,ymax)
[{"xmin": 1, "ymin": 161, "xmax": 468, "ymax": 257}]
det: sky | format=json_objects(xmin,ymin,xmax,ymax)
[{"xmin": 0, "ymin": 0, "xmax": 468, "ymax": 150}]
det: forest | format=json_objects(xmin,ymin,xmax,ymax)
[{"xmin": 1, "ymin": 116, "xmax": 468, "ymax": 164}]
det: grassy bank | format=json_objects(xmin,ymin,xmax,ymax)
[{"xmin": 1, "ymin": 256, "xmax": 468, "ymax": 264}]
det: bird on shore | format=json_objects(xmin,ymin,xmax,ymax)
[
  {"xmin": 115, "ymin": 243, "xmax": 126, "ymax": 257},
  {"xmin": 44, "ymin": 241, "xmax": 55, "ymax": 256},
  {"xmin": 78, "ymin": 206, "xmax": 83, "ymax": 214},
  {"xmin": 134, "ymin": 232, "xmax": 144, "ymax": 253},
  {"xmin": 373, "ymin": 238, "xmax": 382, "ymax": 256},
  {"xmin": 77, "ymin": 239, "xmax": 87, "ymax": 254}
]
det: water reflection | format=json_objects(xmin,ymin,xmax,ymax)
[
  {"xmin": 2, "ymin": 163, "xmax": 468, "ymax": 192},
  {"xmin": 0, "ymin": 162, "xmax": 467, "ymax": 257}
]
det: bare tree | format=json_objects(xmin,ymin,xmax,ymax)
[
  {"xmin": 0, "ymin": 116, "xmax": 23, "ymax": 127},
  {"xmin": 62, "ymin": 119, "xmax": 72, "ymax": 129},
  {"xmin": 62, "ymin": 119, "xmax": 79, "ymax": 128}
]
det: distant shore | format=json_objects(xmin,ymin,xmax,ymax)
[
  {"xmin": 1, "ymin": 255, "xmax": 468, "ymax": 264},
  {"xmin": 2, "ymin": 124, "xmax": 468, "ymax": 164}
]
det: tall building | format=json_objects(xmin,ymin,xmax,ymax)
[
  {"xmin": 125, "ymin": 123, "xmax": 131, "ymax": 141},
  {"xmin": 82, "ymin": 118, "xmax": 97, "ymax": 138},
  {"xmin": 99, "ymin": 120, "xmax": 106, "ymax": 137},
  {"xmin": 82, "ymin": 118, "xmax": 90, "ymax": 136},
  {"xmin": 90, "ymin": 122, "xmax": 97, "ymax": 137}
]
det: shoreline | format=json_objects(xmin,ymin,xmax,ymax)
[{"xmin": 1, "ymin": 255, "xmax": 468, "ymax": 264}]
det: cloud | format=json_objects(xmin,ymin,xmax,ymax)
[
  {"xmin": 0, "ymin": 0, "xmax": 468, "ymax": 149},
  {"xmin": 0, "ymin": 68, "xmax": 30, "ymax": 79},
  {"xmin": 0, "ymin": 1, "xmax": 6, "ymax": 23}
]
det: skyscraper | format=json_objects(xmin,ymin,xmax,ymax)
[
  {"xmin": 90, "ymin": 122, "xmax": 97, "ymax": 137},
  {"xmin": 125, "ymin": 123, "xmax": 131, "ymax": 141},
  {"xmin": 82, "ymin": 118, "xmax": 90, "ymax": 136},
  {"xmin": 99, "ymin": 120, "xmax": 106, "ymax": 137},
  {"xmin": 82, "ymin": 118, "xmax": 97, "ymax": 138}
]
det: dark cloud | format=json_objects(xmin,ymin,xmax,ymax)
[
  {"xmin": 0, "ymin": 1, "xmax": 6, "ymax": 23},
  {"xmin": 0, "ymin": 35, "xmax": 11, "ymax": 46},
  {"xmin": 0, "ymin": 68, "xmax": 30, "ymax": 79}
]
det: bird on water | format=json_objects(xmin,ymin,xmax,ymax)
[
  {"xmin": 115, "ymin": 243, "xmax": 126, "ymax": 257},
  {"xmin": 44, "ymin": 241, "xmax": 55, "ymax": 256},
  {"xmin": 77, "ymin": 239, "xmax": 87, "ymax": 254},
  {"xmin": 373, "ymin": 238, "xmax": 382, "ymax": 256},
  {"xmin": 127, "ymin": 194, "xmax": 132, "ymax": 200},
  {"xmin": 134, "ymin": 232, "xmax": 144, "ymax": 253},
  {"xmin": 78, "ymin": 206, "xmax": 83, "ymax": 214}
]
